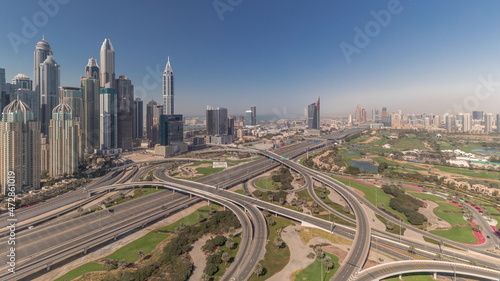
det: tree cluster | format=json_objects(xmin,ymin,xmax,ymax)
[{"xmin": 382, "ymin": 185, "xmax": 428, "ymax": 225}]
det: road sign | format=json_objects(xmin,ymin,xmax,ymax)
[{"xmin": 280, "ymin": 157, "xmax": 289, "ymax": 160}]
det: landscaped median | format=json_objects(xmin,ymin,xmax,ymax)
[{"xmin": 55, "ymin": 204, "xmax": 240, "ymax": 281}]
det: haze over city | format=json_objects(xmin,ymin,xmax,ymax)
[{"xmin": 2, "ymin": 1, "xmax": 500, "ymax": 117}]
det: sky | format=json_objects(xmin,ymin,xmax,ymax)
[{"xmin": 2, "ymin": 0, "xmax": 500, "ymax": 118}]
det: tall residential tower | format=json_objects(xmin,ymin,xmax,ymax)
[
  {"xmin": 100, "ymin": 39, "xmax": 115, "ymax": 88},
  {"xmin": 163, "ymin": 57, "xmax": 174, "ymax": 115}
]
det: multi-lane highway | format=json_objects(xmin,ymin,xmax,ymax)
[{"xmin": 3, "ymin": 127, "xmax": 499, "ymax": 281}]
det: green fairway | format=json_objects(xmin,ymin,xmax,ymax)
[
  {"xmin": 248, "ymin": 217, "xmax": 292, "ymax": 281},
  {"xmin": 106, "ymin": 232, "xmax": 169, "ymax": 262},
  {"xmin": 461, "ymin": 143, "xmax": 485, "ymax": 153},
  {"xmin": 294, "ymin": 253, "xmax": 339, "ymax": 281},
  {"xmin": 255, "ymin": 176, "xmax": 277, "ymax": 190},
  {"xmin": 54, "ymin": 262, "xmax": 105, "ymax": 281},
  {"xmin": 334, "ymin": 177, "xmax": 406, "ymax": 221},
  {"xmin": 434, "ymin": 165, "xmax": 500, "ymax": 180},
  {"xmin": 430, "ymin": 226, "xmax": 477, "ymax": 243},
  {"xmin": 433, "ymin": 203, "xmax": 467, "ymax": 225},
  {"xmin": 392, "ymin": 138, "xmax": 427, "ymax": 150},
  {"xmin": 409, "ymin": 192, "xmax": 446, "ymax": 202}
]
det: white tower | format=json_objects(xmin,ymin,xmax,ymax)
[
  {"xmin": 100, "ymin": 38, "xmax": 115, "ymax": 88},
  {"xmin": 163, "ymin": 57, "xmax": 174, "ymax": 115}
]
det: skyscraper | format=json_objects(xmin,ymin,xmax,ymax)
[
  {"xmin": 307, "ymin": 97, "xmax": 320, "ymax": 130},
  {"xmin": 463, "ymin": 113, "xmax": 472, "ymax": 132},
  {"xmin": 12, "ymin": 89, "xmax": 39, "ymax": 122},
  {"xmin": 39, "ymin": 55, "xmax": 60, "ymax": 135},
  {"xmin": 159, "ymin": 114, "xmax": 183, "ymax": 146},
  {"xmin": 0, "ymin": 98, "xmax": 40, "ymax": 195},
  {"xmin": 163, "ymin": 57, "xmax": 174, "ymax": 115},
  {"xmin": 250, "ymin": 106, "xmax": 256, "ymax": 125},
  {"xmin": 244, "ymin": 110, "xmax": 252, "ymax": 126},
  {"xmin": 85, "ymin": 58, "xmax": 100, "ymax": 79},
  {"xmin": 100, "ymin": 88, "xmax": 117, "ymax": 150},
  {"xmin": 12, "ymin": 74, "xmax": 33, "ymax": 90},
  {"xmin": 485, "ymin": 113, "xmax": 493, "ymax": 133},
  {"xmin": 11, "ymin": 74, "xmax": 39, "ymax": 121},
  {"xmin": 116, "ymin": 76, "xmax": 134, "ymax": 150},
  {"xmin": 133, "ymin": 98, "xmax": 144, "ymax": 139},
  {"xmin": 206, "ymin": 106, "xmax": 228, "ymax": 136},
  {"xmin": 0, "ymin": 68, "xmax": 5, "ymax": 95},
  {"xmin": 81, "ymin": 75, "xmax": 100, "ymax": 151},
  {"xmin": 146, "ymin": 100, "xmax": 163, "ymax": 147},
  {"xmin": 34, "ymin": 37, "xmax": 53, "ymax": 100},
  {"xmin": 0, "ymin": 68, "xmax": 7, "ymax": 112},
  {"xmin": 354, "ymin": 105, "xmax": 363, "ymax": 123},
  {"xmin": 60, "ymin": 87, "xmax": 84, "ymax": 158},
  {"xmin": 100, "ymin": 38, "xmax": 115, "ymax": 88},
  {"xmin": 49, "ymin": 101, "xmax": 81, "ymax": 178},
  {"xmin": 497, "ymin": 114, "xmax": 500, "ymax": 133}
]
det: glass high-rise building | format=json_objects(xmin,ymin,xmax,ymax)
[
  {"xmin": 307, "ymin": 97, "xmax": 320, "ymax": 130},
  {"xmin": 133, "ymin": 98, "xmax": 144, "ymax": 139},
  {"xmin": 206, "ymin": 106, "xmax": 228, "ymax": 136},
  {"xmin": 100, "ymin": 88, "xmax": 117, "ymax": 150},
  {"xmin": 159, "ymin": 114, "xmax": 183, "ymax": 146},
  {"xmin": 12, "ymin": 74, "xmax": 33, "ymax": 90},
  {"xmin": 116, "ymin": 76, "xmax": 134, "ymax": 151},
  {"xmin": 34, "ymin": 37, "xmax": 53, "ymax": 102},
  {"xmin": 85, "ymin": 58, "xmax": 100, "ymax": 79},
  {"xmin": 39, "ymin": 55, "xmax": 60, "ymax": 136},
  {"xmin": 81, "ymin": 76, "xmax": 100, "ymax": 151}
]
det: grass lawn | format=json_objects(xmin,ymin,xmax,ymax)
[
  {"xmin": 433, "ymin": 203, "xmax": 467, "ymax": 225},
  {"xmin": 484, "ymin": 205, "xmax": 500, "ymax": 228},
  {"xmin": 157, "ymin": 203, "xmax": 219, "ymax": 232},
  {"xmin": 392, "ymin": 138, "xmax": 427, "ymax": 150},
  {"xmin": 248, "ymin": 217, "xmax": 292, "ymax": 281},
  {"xmin": 461, "ymin": 143, "xmax": 485, "ymax": 153},
  {"xmin": 255, "ymin": 176, "xmax": 278, "ymax": 190},
  {"xmin": 408, "ymin": 192, "xmax": 446, "ymax": 202},
  {"xmin": 383, "ymin": 273, "xmax": 435, "ymax": 281},
  {"xmin": 375, "ymin": 214, "xmax": 406, "ymax": 235},
  {"xmin": 430, "ymin": 226, "xmax": 477, "ymax": 244},
  {"xmin": 234, "ymin": 189, "xmax": 246, "ymax": 195},
  {"xmin": 106, "ymin": 232, "xmax": 169, "ymax": 262},
  {"xmin": 54, "ymin": 262, "xmax": 105, "ymax": 281},
  {"xmin": 334, "ymin": 177, "xmax": 406, "ymax": 221},
  {"xmin": 422, "ymin": 236, "xmax": 461, "ymax": 250},
  {"xmin": 314, "ymin": 188, "xmax": 356, "ymax": 220},
  {"xmin": 294, "ymin": 253, "xmax": 339, "ymax": 281},
  {"xmin": 434, "ymin": 165, "xmax": 500, "ymax": 180}
]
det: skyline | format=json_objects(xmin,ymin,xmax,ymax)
[{"xmin": 2, "ymin": 1, "xmax": 500, "ymax": 116}]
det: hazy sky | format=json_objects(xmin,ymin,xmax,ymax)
[{"xmin": 2, "ymin": 0, "xmax": 500, "ymax": 117}]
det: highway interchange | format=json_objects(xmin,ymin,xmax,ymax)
[{"xmin": 1, "ymin": 128, "xmax": 500, "ymax": 280}]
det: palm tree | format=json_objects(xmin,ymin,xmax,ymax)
[
  {"xmin": 254, "ymin": 263, "xmax": 264, "ymax": 276},
  {"xmin": 221, "ymin": 251, "xmax": 230, "ymax": 265},
  {"xmin": 323, "ymin": 256, "xmax": 334, "ymax": 270}
]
